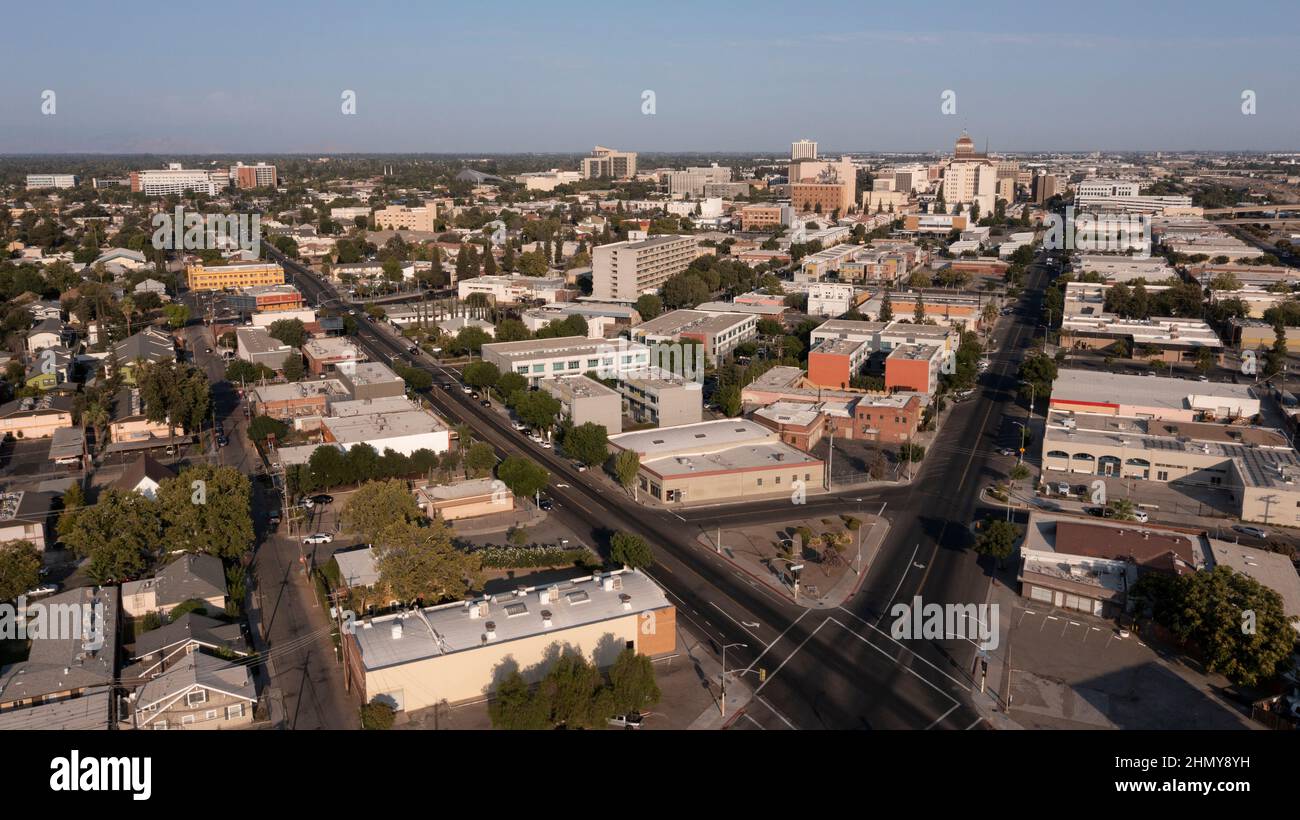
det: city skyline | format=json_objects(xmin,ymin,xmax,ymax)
[{"xmin": 2, "ymin": 1, "xmax": 1298, "ymax": 154}]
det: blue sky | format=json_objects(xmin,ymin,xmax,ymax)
[{"xmin": 2, "ymin": 0, "xmax": 1297, "ymax": 154}]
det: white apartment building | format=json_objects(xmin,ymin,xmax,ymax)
[
  {"xmin": 25, "ymin": 174, "xmax": 77, "ymax": 189},
  {"xmin": 130, "ymin": 165, "xmax": 222, "ymax": 196},
  {"xmin": 806, "ymin": 283, "xmax": 858, "ymax": 317},
  {"xmin": 792, "ymin": 139, "xmax": 819, "ymax": 161},
  {"xmin": 630, "ymin": 309, "xmax": 757, "ymax": 364},
  {"xmin": 481, "ymin": 336, "xmax": 652, "ymax": 384},
  {"xmin": 591, "ymin": 235, "xmax": 697, "ymax": 302}
]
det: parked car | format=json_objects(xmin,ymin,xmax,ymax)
[
  {"xmin": 480, "ymin": 399, "xmax": 491, "ymax": 407},
  {"xmin": 512, "ymin": 421, "xmax": 528, "ymax": 431},
  {"xmin": 1083, "ymin": 506, "xmax": 1105, "ymax": 517},
  {"xmin": 216, "ymin": 434, "xmax": 229, "ymax": 447},
  {"xmin": 462, "ymin": 385, "xmax": 473, "ymax": 394},
  {"xmin": 1233, "ymin": 524, "xmax": 1269, "ymax": 539},
  {"xmin": 607, "ymin": 713, "xmax": 643, "ymax": 729},
  {"xmin": 1055, "ymin": 482, "xmax": 1070, "ymax": 496},
  {"xmin": 267, "ymin": 511, "xmax": 282, "ymax": 527},
  {"xmin": 25, "ymin": 583, "xmax": 60, "ymax": 598},
  {"xmin": 998, "ymin": 447, "xmax": 1016, "ymax": 457},
  {"xmin": 1132, "ymin": 510, "xmax": 1150, "ymax": 523},
  {"xmin": 538, "ymin": 497, "xmax": 554, "ymax": 511},
  {"xmin": 310, "ymin": 494, "xmax": 334, "ymax": 506},
  {"xmin": 303, "ymin": 533, "xmax": 334, "ymax": 545}
]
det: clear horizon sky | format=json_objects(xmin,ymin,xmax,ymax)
[{"xmin": 3, "ymin": 1, "xmax": 1297, "ymax": 155}]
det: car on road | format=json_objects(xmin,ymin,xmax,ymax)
[
  {"xmin": 998, "ymin": 447, "xmax": 1016, "ymax": 457},
  {"xmin": 1132, "ymin": 510, "xmax": 1150, "ymax": 523},
  {"xmin": 205, "ymin": 347, "xmax": 213, "ymax": 354},
  {"xmin": 409, "ymin": 346, "xmax": 419, "ymax": 355},
  {"xmin": 1083, "ymin": 506, "xmax": 1106, "ymax": 517},
  {"xmin": 25, "ymin": 583, "xmax": 60, "ymax": 598},
  {"xmin": 538, "ymin": 497, "xmax": 554, "ymax": 511},
  {"xmin": 1233, "ymin": 524, "xmax": 1269, "ymax": 539},
  {"xmin": 267, "ymin": 511, "xmax": 281, "ymax": 527},
  {"xmin": 310, "ymin": 494, "xmax": 334, "ymax": 506},
  {"xmin": 512, "ymin": 421, "xmax": 528, "ymax": 431},
  {"xmin": 480, "ymin": 399, "xmax": 491, "ymax": 407},
  {"xmin": 216, "ymin": 433, "xmax": 229, "ymax": 447},
  {"xmin": 462, "ymin": 385, "xmax": 473, "ymax": 394},
  {"xmin": 607, "ymin": 713, "xmax": 643, "ymax": 729},
  {"xmin": 303, "ymin": 533, "xmax": 334, "ymax": 545},
  {"xmin": 576, "ymin": 463, "xmax": 587, "ymax": 472}
]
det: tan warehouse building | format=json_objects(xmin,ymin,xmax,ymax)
[
  {"xmin": 608, "ymin": 418, "xmax": 825, "ymax": 504},
  {"xmin": 186, "ymin": 262, "xmax": 285, "ymax": 292},
  {"xmin": 344, "ymin": 569, "xmax": 674, "ymax": 712}
]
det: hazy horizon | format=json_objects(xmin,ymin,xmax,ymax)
[{"xmin": 3, "ymin": 1, "xmax": 1297, "ymax": 154}]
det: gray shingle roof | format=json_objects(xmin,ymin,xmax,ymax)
[
  {"xmin": 131, "ymin": 612, "xmax": 248, "ymax": 660},
  {"xmin": 156, "ymin": 554, "xmax": 227, "ymax": 608}
]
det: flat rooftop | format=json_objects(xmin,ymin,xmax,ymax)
[
  {"xmin": 888, "ymin": 343, "xmax": 940, "ymax": 361},
  {"xmin": 324, "ymin": 409, "xmax": 447, "ymax": 443},
  {"xmin": 482, "ymin": 336, "xmax": 647, "ymax": 361},
  {"xmin": 1052, "ymin": 369, "xmax": 1257, "ymax": 413},
  {"xmin": 338, "ymin": 361, "xmax": 402, "ymax": 386},
  {"xmin": 303, "ymin": 337, "xmax": 364, "ymax": 358},
  {"xmin": 542, "ymin": 374, "xmax": 618, "ymax": 401},
  {"xmin": 633, "ymin": 309, "xmax": 752, "ymax": 338},
  {"xmin": 811, "ymin": 338, "xmax": 870, "ymax": 357},
  {"xmin": 351, "ymin": 569, "xmax": 670, "ymax": 670},
  {"xmin": 249, "ymin": 379, "xmax": 348, "ymax": 404}
]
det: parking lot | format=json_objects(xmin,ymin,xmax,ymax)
[{"xmin": 1003, "ymin": 605, "xmax": 1254, "ymax": 730}]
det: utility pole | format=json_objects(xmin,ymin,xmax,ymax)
[{"xmin": 824, "ymin": 425, "xmax": 834, "ymax": 490}]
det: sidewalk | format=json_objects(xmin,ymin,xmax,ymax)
[{"xmin": 680, "ymin": 627, "xmax": 756, "ymax": 730}]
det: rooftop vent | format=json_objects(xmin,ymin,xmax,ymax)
[
  {"xmin": 541, "ymin": 610, "xmax": 553, "ymax": 628},
  {"xmin": 391, "ymin": 622, "xmax": 403, "ymax": 640},
  {"xmin": 620, "ymin": 593, "xmax": 633, "ymax": 611},
  {"xmin": 484, "ymin": 621, "xmax": 497, "ymax": 641},
  {"xmin": 602, "ymin": 574, "xmax": 623, "ymax": 592}
]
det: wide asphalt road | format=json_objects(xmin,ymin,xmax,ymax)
[{"xmin": 267, "ymin": 244, "xmax": 1050, "ymax": 730}]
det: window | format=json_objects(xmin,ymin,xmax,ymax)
[
  {"xmin": 153, "ymin": 721, "xmax": 168, "ymax": 730},
  {"xmin": 206, "ymin": 710, "xmax": 218, "ymax": 720},
  {"xmin": 186, "ymin": 690, "xmax": 207, "ymax": 707},
  {"xmin": 225, "ymin": 704, "xmax": 245, "ymax": 720},
  {"xmin": 182, "ymin": 715, "xmax": 196, "ymax": 726},
  {"xmin": 1157, "ymin": 471, "xmax": 1169, "ymax": 481}
]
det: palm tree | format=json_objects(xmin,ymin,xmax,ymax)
[{"xmin": 120, "ymin": 296, "xmax": 137, "ymax": 337}]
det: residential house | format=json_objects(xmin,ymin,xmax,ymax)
[
  {"xmin": 121, "ymin": 554, "xmax": 228, "ymax": 619},
  {"xmin": 127, "ymin": 652, "xmax": 256, "ymax": 730},
  {"xmin": 110, "ymin": 453, "xmax": 176, "ymax": 500}
]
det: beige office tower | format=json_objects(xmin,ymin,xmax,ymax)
[
  {"xmin": 592, "ymin": 235, "xmax": 697, "ymax": 301},
  {"xmin": 792, "ymin": 139, "xmax": 818, "ymax": 160},
  {"xmin": 582, "ymin": 146, "xmax": 638, "ymax": 179}
]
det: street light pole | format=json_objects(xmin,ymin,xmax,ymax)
[{"xmin": 720, "ymin": 642, "xmax": 747, "ymax": 717}]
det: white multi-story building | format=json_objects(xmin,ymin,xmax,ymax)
[
  {"xmin": 457, "ymin": 274, "xmax": 572, "ymax": 303},
  {"xmin": 1075, "ymin": 179, "xmax": 1141, "ymax": 199},
  {"xmin": 130, "ymin": 165, "xmax": 223, "ymax": 196},
  {"xmin": 591, "ymin": 235, "xmax": 697, "ymax": 302},
  {"xmin": 665, "ymin": 164, "xmax": 732, "ymax": 198},
  {"xmin": 481, "ymin": 336, "xmax": 653, "ymax": 384},
  {"xmin": 25, "ymin": 174, "xmax": 77, "ymax": 189},
  {"xmin": 806, "ymin": 283, "xmax": 858, "ymax": 317},
  {"xmin": 791, "ymin": 139, "xmax": 818, "ymax": 161}
]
